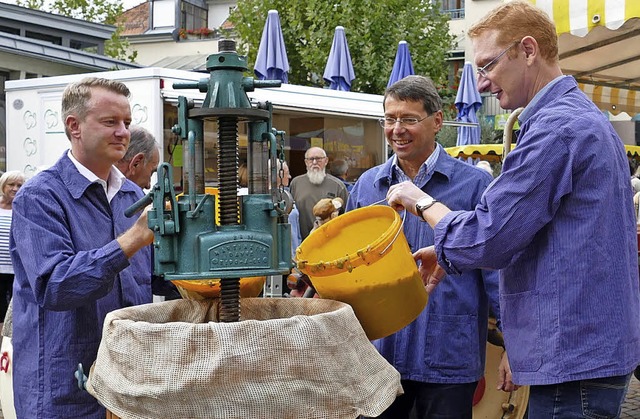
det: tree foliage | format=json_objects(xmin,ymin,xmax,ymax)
[
  {"xmin": 16, "ymin": 0, "xmax": 136, "ymax": 63},
  {"xmin": 229, "ymin": 0, "xmax": 455, "ymax": 95}
]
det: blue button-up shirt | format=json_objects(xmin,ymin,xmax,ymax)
[
  {"xmin": 434, "ymin": 76, "xmax": 640, "ymax": 385},
  {"xmin": 346, "ymin": 145, "xmax": 500, "ymax": 383},
  {"xmin": 10, "ymin": 152, "xmax": 153, "ymax": 418}
]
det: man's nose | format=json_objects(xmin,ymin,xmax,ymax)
[{"xmin": 476, "ymin": 75, "xmax": 491, "ymax": 93}]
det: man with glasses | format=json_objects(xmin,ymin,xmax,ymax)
[
  {"xmin": 289, "ymin": 146, "xmax": 348, "ymax": 240},
  {"xmin": 347, "ymin": 75, "xmax": 500, "ymax": 419},
  {"xmin": 387, "ymin": 2, "xmax": 640, "ymax": 417}
]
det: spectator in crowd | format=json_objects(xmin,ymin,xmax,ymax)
[
  {"xmin": 0, "ymin": 171, "xmax": 25, "ymax": 325},
  {"xmin": 387, "ymin": 2, "xmax": 640, "ymax": 417},
  {"xmin": 347, "ymin": 75, "xmax": 500, "ymax": 419},
  {"xmin": 10, "ymin": 77, "xmax": 155, "ymax": 418},
  {"xmin": 329, "ymin": 158, "xmax": 354, "ymax": 192},
  {"xmin": 289, "ymin": 147, "xmax": 348, "ymax": 240},
  {"xmin": 476, "ymin": 160, "xmax": 494, "ymax": 177},
  {"xmin": 238, "ymin": 162, "xmax": 249, "ymax": 196},
  {"xmin": 631, "ymin": 162, "xmax": 640, "ymax": 193},
  {"xmin": 114, "ymin": 125, "xmax": 179, "ymax": 301},
  {"xmin": 114, "ymin": 125, "xmax": 160, "ymax": 190}
]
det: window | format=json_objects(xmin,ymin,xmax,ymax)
[
  {"xmin": 441, "ymin": 0, "xmax": 465, "ymax": 19},
  {"xmin": 181, "ymin": 2, "xmax": 207, "ymax": 31},
  {"xmin": 25, "ymin": 31, "xmax": 62, "ymax": 45}
]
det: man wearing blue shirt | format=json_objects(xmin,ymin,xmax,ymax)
[
  {"xmin": 10, "ymin": 77, "xmax": 154, "ymax": 418},
  {"xmin": 387, "ymin": 2, "xmax": 640, "ymax": 417},
  {"xmin": 347, "ymin": 75, "xmax": 500, "ymax": 419}
]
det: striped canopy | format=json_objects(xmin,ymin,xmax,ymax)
[{"xmin": 530, "ymin": 0, "xmax": 640, "ymax": 115}]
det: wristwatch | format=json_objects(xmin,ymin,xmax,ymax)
[{"xmin": 415, "ymin": 195, "xmax": 438, "ymax": 221}]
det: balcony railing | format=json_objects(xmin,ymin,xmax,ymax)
[{"xmin": 444, "ymin": 8, "xmax": 465, "ymax": 19}]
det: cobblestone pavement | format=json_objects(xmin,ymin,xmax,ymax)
[{"xmin": 622, "ymin": 375, "xmax": 640, "ymax": 418}]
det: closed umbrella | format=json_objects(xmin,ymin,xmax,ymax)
[
  {"xmin": 323, "ymin": 26, "xmax": 355, "ymax": 91},
  {"xmin": 387, "ymin": 41, "xmax": 415, "ymax": 87},
  {"xmin": 254, "ymin": 10, "xmax": 289, "ymax": 83},
  {"xmin": 455, "ymin": 61, "xmax": 483, "ymax": 162}
]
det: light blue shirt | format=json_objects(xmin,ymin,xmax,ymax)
[{"xmin": 434, "ymin": 76, "xmax": 640, "ymax": 385}]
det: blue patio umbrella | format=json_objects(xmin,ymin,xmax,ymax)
[
  {"xmin": 387, "ymin": 41, "xmax": 415, "ymax": 87},
  {"xmin": 455, "ymin": 61, "xmax": 483, "ymax": 162},
  {"xmin": 254, "ymin": 10, "xmax": 289, "ymax": 83},
  {"xmin": 323, "ymin": 26, "xmax": 355, "ymax": 91}
]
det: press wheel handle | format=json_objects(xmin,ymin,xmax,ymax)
[{"xmin": 125, "ymin": 192, "xmax": 153, "ymax": 218}]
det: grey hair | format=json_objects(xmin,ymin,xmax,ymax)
[
  {"xmin": 121, "ymin": 125, "xmax": 159, "ymax": 163},
  {"xmin": 329, "ymin": 159, "xmax": 349, "ymax": 177},
  {"xmin": 384, "ymin": 75, "xmax": 443, "ymax": 115}
]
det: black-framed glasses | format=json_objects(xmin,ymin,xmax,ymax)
[
  {"xmin": 304, "ymin": 156, "xmax": 327, "ymax": 162},
  {"xmin": 476, "ymin": 41, "xmax": 519, "ymax": 78},
  {"xmin": 378, "ymin": 115, "xmax": 430, "ymax": 128}
]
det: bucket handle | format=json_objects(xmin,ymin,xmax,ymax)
[{"xmin": 368, "ymin": 199, "xmax": 406, "ymax": 256}]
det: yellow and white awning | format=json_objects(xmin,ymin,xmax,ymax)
[
  {"xmin": 531, "ymin": 0, "xmax": 640, "ymax": 36},
  {"xmin": 529, "ymin": 0, "xmax": 640, "ymax": 115}
]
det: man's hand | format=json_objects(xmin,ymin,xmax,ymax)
[
  {"xmin": 413, "ymin": 245, "xmax": 446, "ymax": 294},
  {"xmin": 387, "ymin": 181, "xmax": 428, "ymax": 217},
  {"xmin": 497, "ymin": 350, "xmax": 519, "ymax": 392},
  {"xmin": 117, "ymin": 205, "xmax": 154, "ymax": 258}
]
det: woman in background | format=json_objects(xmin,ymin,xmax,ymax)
[{"xmin": 0, "ymin": 171, "xmax": 25, "ymax": 324}]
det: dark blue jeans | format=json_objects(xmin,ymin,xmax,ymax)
[
  {"xmin": 373, "ymin": 379, "xmax": 477, "ymax": 419},
  {"xmin": 527, "ymin": 373, "xmax": 632, "ymax": 418}
]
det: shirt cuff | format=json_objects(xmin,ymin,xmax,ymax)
[
  {"xmin": 434, "ymin": 210, "xmax": 464, "ymax": 276},
  {"xmin": 103, "ymin": 239, "xmax": 131, "ymax": 275}
]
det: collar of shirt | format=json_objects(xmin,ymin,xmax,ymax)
[
  {"xmin": 67, "ymin": 150, "xmax": 127, "ymax": 202},
  {"xmin": 391, "ymin": 142, "xmax": 441, "ymax": 185},
  {"xmin": 519, "ymin": 75, "xmax": 566, "ymax": 124}
]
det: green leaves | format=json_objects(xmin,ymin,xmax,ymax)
[{"xmin": 229, "ymin": 0, "xmax": 454, "ymax": 94}]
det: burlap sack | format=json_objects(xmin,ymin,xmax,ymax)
[{"xmin": 86, "ymin": 298, "xmax": 402, "ymax": 419}]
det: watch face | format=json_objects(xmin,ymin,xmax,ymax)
[{"xmin": 417, "ymin": 196, "xmax": 435, "ymax": 208}]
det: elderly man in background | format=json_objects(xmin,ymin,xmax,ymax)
[
  {"xmin": 114, "ymin": 125, "xmax": 160, "ymax": 190},
  {"xmin": 289, "ymin": 146, "xmax": 348, "ymax": 240}
]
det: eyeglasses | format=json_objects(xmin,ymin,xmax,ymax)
[
  {"xmin": 305, "ymin": 156, "xmax": 327, "ymax": 162},
  {"xmin": 378, "ymin": 115, "xmax": 430, "ymax": 128},
  {"xmin": 476, "ymin": 41, "xmax": 519, "ymax": 78}
]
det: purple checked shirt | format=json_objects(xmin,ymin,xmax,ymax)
[{"xmin": 434, "ymin": 76, "xmax": 640, "ymax": 385}]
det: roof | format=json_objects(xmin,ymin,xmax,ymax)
[
  {"xmin": 149, "ymin": 54, "xmax": 210, "ymax": 72},
  {"xmin": 118, "ymin": 2, "xmax": 150, "ymax": 36},
  {"xmin": 0, "ymin": 2, "xmax": 115, "ymax": 40},
  {"xmin": 0, "ymin": 32, "xmax": 142, "ymax": 72}
]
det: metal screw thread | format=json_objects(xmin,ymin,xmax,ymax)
[
  {"xmin": 217, "ymin": 117, "xmax": 239, "ymax": 225},
  {"xmin": 218, "ymin": 39, "xmax": 236, "ymax": 52},
  {"xmin": 219, "ymin": 278, "xmax": 241, "ymax": 322}
]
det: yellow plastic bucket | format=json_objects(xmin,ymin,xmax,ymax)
[{"xmin": 296, "ymin": 205, "xmax": 427, "ymax": 340}]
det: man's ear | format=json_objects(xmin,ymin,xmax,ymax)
[
  {"xmin": 65, "ymin": 115, "xmax": 81, "ymax": 140},
  {"xmin": 128, "ymin": 153, "xmax": 145, "ymax": 173},
  {"xmin": 521, "ymin": 36, "xmax": 538, "ymax": 62}
]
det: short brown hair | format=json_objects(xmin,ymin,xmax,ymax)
[
  {"xmin": 468, "ymin": 1, "xmax": 558, "ymax": 63},
  {"xmin": 61, "ymin": 77, "xmax": 131, "ymax": 138}
]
